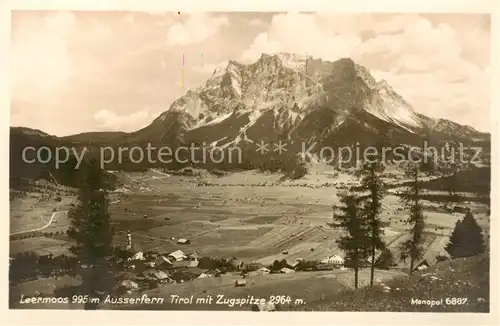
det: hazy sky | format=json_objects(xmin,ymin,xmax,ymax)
[{"xmin": 10, "ymin": 11, "xmax": 491, "ymax": 136}]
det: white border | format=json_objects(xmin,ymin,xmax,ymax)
[{"xmin": 1, "ymin": 0, "xmax": 498, "ymax": 325}]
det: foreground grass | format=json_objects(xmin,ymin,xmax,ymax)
[{"xmin": 289, "ymin": 254, "xmax": 489, "ymax": 312}]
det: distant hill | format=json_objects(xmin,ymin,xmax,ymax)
[{"xmin": 9, "ymin": 127, "xmax": 117, "ymax": 189}]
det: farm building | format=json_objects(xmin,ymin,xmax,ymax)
[
  {"xmin": 257, "ymin": 267, "xmax": 271, "ymax": 274},
  {"xmin": 414, "ymin": 260, "xmax": 431, "ymax": 272},
  {"xmin": 189, "ymin": 259, "xmax": 199, "ymax": 268},
  {"xmin": 119, "ymin": 279, "xmax": 138, "ymax": 290},
  {"xmin": 288, "ymin": 259, "xmax": 301, "ymax": 269},
  {"xmin": 177, "ymin": 238, "xmax": 190, "ymax": 245},
  {"xmin": 131, "ymin": 251, "xmax": 145, "ymax": 261},
  {"xmin": 321, "ymin": 255, "xmax": 344, "ymax": 266},
  {"xmin": 155, "ymin": 256, "xmax": 173, "ymax": 269},
  {"xmin": 172, "ymin": 260, "xmax": 191, "ymax": 269},
  {"xmin": 235, "ymin": 280, "xmax": 247, "ymax": 287},
  {"xmin": 228, "ymin": 258, "xmax": 245, "ymax": 271},
  {"xmin": 168, "ymin": 250, "xmax": 188, "ymax": 261},
  {"xmin": 152, "ymin": 270, "xmax": 172, "ymax": 283},
  {"xmin": 189, "ymin": 252, "xmax": 200, "ymax": 260}
]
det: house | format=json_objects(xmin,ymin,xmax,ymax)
[
  {"xmin": 280, "ymin": 267, "xmax": 295, "ymax": 274},
  {"xmin": 257, "ymin": 267, "xmax": 271, "ymax": 274},
  {"xmin": 188, "ymin": 252, "xmax": 200, "ymax": 260},
  {"xmin": 234, "ymin": 280, "xmax": 246, "ymax": 287},
  {"xmin": 168, "ymin": 250, "xmax": 188, "ymax": 261},
  {"xmin": 288, "ymin": 259, "xmax": 301, "ymax": 269},
  {"xmin": 152, "ymin": 270, "xmax": 172, "ymax": 283},
  {"xmin": 177, "ymin": 238, "xmax": 190, "ymax": 245},
  {"xmin": 171, "ymin": 269, "xmax": 201, "ymax": 283},
  {"xmin": 228, "ymin": 258, "xmax": 245, "ymax": 271},
  {"xmin": 120, "ymin": 279, "xmax": 138, "ymax": 290},
  {"xmin": 144, "ymin": 251, "xmax": 158, "ymax": 259},
  {"xmin": 189, "ymin": 259, "xmax": 199, "ymax": 268},
  {"xmin": 414, "ymin": 260, "xmax": 430, "ymax": 272},
  {"xmin": 131, "ymin": 251, "xmax": 145, "ymax": 261},
  {"xmin": 172, "ymin": 260, "xmax": 191, "ymax": 269},
  {"xmin": 154, "ymin": 256, "xmax": 173, "ymax": 269},
  {"xmin": 321, "ymin": 255, "xmax": 344, "ymax": 266}
]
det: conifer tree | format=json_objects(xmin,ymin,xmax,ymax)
[
  {"xmin": 375, "ymin": 247, "xmax": 395, "ymax": 270},
  {"xmin": 67, "ymin": 158, "xmax": 114, "ymax": 309},
  {"xmin": 334, "ymin": 193, "xmax": 370, "ymax": 288},
  {"xmin": 399, "ymin": 162, "xmax": 425, "ymax": 274},
  {"xmin": 356, "ymin": 159, "xmax": 386, "ymax": 287},
  {"xmin": 445, "ymin": 210, "xmax": 485, "ymax": 258}
]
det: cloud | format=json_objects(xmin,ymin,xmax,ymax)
[
  {"xmin": 93, "ymin": 109, "xmax": 153, "ymax": 131},
  {"xmin": 241, "ymin": 13, "xmax": 490, "ymax": 131},
  {"xmin": 10, "ymin": 11, "xmax": 76, "ymax": 99},
  {"xmin": 241, "ymin": 13, "xmax": 362, "ymax": 63},
  {"xmin": 166, "ymin": 12, "xmax": 228, "ymax": 46}
]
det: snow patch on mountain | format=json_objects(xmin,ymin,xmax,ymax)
[
  {"xmin": 363, "ymin": 79, "xmax": 423, "ymax": 133},
  {"xmin": 227, "ymin": 62, "xmax": 243, "ymax": 98},
  {"xmin": 275, "ymin": 52, "xmax": 307, "ymax": 71},
  {"xmin": 190, "ymin": 111, "xmax": 233, "ymax": 130}
]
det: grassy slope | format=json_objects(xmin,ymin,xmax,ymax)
[{"xmin": 290, "ymin": 254, "xmax": 489, "ymax": 312}]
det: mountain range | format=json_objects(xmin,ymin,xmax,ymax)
[{"xmin": 10, "ymin": 53, "xmax": 490, "ymax": 184}]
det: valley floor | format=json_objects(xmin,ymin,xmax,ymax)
[{"xmin": 9, "ymin": 168, "xmax": 491, "ymax": 311}]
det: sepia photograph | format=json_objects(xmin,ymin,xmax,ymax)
[{"xmin": 4, "ymin": 1, "xmax": 497, "ymax": 323}]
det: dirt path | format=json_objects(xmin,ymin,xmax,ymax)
[{"xmin": 10, "ymin": 211, "xmax": 67, "ymax": 236}]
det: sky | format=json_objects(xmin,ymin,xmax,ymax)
[{"xmin": 9, "ymin": 11, "xmax": 491, "ymax": 136}]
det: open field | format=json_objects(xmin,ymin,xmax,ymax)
[
  {"xmin": 10, "ymin": 237, "xmax": 69, "ymax": 256},
  {"xmin": 10, "ymin": 170, "xmax": 490, "ymax": 264}
]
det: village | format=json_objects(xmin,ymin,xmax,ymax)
[{"xmin": 10, "ymin": 228, "xmax": 351, "ymax": 293}]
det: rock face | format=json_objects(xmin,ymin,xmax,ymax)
[{"xmin": 136, "ymin": 52, "xmax": 486, "ymax": 152}]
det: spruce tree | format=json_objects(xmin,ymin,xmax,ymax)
[
  {"xmin": 445, "ymin": 210, "xmax": 485, "ymax": 258},
  {"xmin": 375, "ymin": 247, "xmax": 395, "ymax": 270},
  {"xmin": 399, "ymin": 162, "xmax": 426, "ymax": 274},
  {"xmin": 356, "ymin": 160, "xmax": 386, "ymax": 287},
  {"xmin": 67, "ymin": 158, "xmax": 114, "ymax": 309},
  {"xmin": 334, "ymin": 193, "xmax": 370, "ymax": 289}
]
